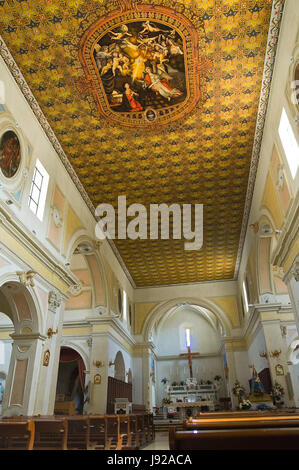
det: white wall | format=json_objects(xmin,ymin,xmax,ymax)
[{"xmin": 154, "ymin": 307, "xmax": 224, "ymax": 406}]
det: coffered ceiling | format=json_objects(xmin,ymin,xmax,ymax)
[{"xmin": 0, "ymin": 0, "xmax": 284, "ymax": 287}]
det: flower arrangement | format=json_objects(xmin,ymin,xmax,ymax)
[
  {"xmin": 271, "ymin": 381, "xmax": 285, "ymax": 404},
  {"xmin": 239, "ymin": 399, "xmax": 252, "ymax": 410},
  {"xmin": 233, "ymin": 380, "xmax": 252, "ymax": 410},
  {"xmin": 214, "ymin": 375, "xmax": 222, "ymax": 382},
  {"xmin": 232, "ymin": 380, "xmax": 246, "ymax": 398}
]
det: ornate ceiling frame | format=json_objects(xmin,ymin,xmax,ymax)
[
  {"xmin": 0, "ymin": 0, "xmax": 285, "ymax": 289},
  {"xmin": 76, "ymin": 3, "xmax": 209, "ymax": 129}
]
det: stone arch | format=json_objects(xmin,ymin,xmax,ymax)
[
  {"xmin": 0, "ymin": 279, "xmax": 41, "ymax": 335},
  {"xmin": 65, "ymin": 235, "xmax": 108, "ymax": 311},
  {"xmin": 114, "ymin": 351, "xmax": 126, "ymax": 382},
  {"xmin": 288, "ymin": 338, "xmax": 299, "ymax": 365},
  {"xmin": 0, "ymin": 279, "xmax": 43, "ymax": 416},
  {"xmin": 59, "ymin": 339, "xmax": 89, "ymax": 372},
  {"xmin": 142, "ymin": 297, "xmax": 233, "ymax": 342}
]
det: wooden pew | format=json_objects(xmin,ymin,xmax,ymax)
[
  {"xmin": 198, "ymin": 409, "xmax": 299, "ymax": 419},
  {"xmin": 184, "ymin": 416, "xmax": 299, "ymax": 430},
  {"xmin": 169, "ymin": 427, "xmax": 299, "ymax": 450},
  {"xmin": 136, "ymin": 414, "xmax": 146, "ymax": 446},
  {"xmin": 88, "ymin": 415, "xmax": 107, "ymax": 450},
  {"xmin": 147, "ymin": 413, "xmax": 155, "ymax": 442},
  {"xmin": 66, "ymin": 416, "xmax": 89, "ymax": 450},
  {"xmin": 0, "ymin": 420, "xmax": 35, "ymax": 450},
  {"xmin": 33, "ymin": 418, "xmax": 68, "ymax": 450},
  {"xmin": 106, "ymin": 415, "xmax": 123, "ymax": 450},
  {"xmin": 129, "ymin": 414, "xmax": 141, "ymax": 449}
]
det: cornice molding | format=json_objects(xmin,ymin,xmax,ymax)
[
  {"xmin": 85, "ymin": 314, "xmax": 137, "ymax": 348},
  {"xmin": 0, "ymin": 203, "xmax": 78, "ymax": 292}
]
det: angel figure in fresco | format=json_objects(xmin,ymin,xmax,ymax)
[
  {"xmin": 109, "ymin": 25, "xmax": 132, "ymax": 41},
  {"xmin": 94, "ymin": 44, "xmax": 112, "ymax": 72},
  {"xmin": 143, "ymin": 67, "xmax": 183, "ymax": 101},
  {"xmin": 100, "ymin": 58, "xmax": 113, "ymax": 76},
  {"xmin": 166, "ymin": 37, "xmax": 184, "ymax": 55},
  {"xmin": 139, "ymin": 20, "xmax": 167, "ymax": 35},
  {"xmin": 122, "ymin": 83, "xmax": 143, "ymax": 111}
]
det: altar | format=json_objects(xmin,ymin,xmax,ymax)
[
  {"xmin": 165, "ymin": 400, "xmax": 215, "ymax": 419},
  {"xmin": 163, "ymin": 378, "xmax": 218, "ymax": 418}
]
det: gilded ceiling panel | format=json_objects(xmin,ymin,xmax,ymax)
[{"xmin": 0, "ymin": 0, "xmax": 284, "ymax": 287}]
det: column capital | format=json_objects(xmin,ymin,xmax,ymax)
[{"xmin": 10, "ymin": 333, "xmax": 47, "ymax": 342}]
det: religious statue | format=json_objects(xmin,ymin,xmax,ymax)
[{"xmin": 250, "ymin": 365, "xmax": 265, "ymax": 396}]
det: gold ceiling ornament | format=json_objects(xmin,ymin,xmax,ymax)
[
  {"xmin": 259, "ymin": 351, "xmax": 268, "ymax": 359},
  {"xmin": 270, "ymin": 349, "xmax": 282, "ymax": 359},
  {"xmin": 249, "ymin": 222, "xmax": 259, "ymax": 234}
]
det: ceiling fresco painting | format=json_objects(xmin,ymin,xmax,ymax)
[
  {"xmin": 0, "ymin": 0, "xmax": 285, "ymax": 287},
  {"xmin": 93, "ymin": 21, "xmax": 187, "ymax": 118}
]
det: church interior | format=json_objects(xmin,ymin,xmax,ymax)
[{"xmin": 0, "ymin": 0, "xmax": 299, "ymax": 452}]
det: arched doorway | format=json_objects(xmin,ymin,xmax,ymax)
[
  {"xmin": 0, "ymin": 309, "xmax": 13, "ymax": 415},
  {"xmin": 55, "ymin": 347, "xmax": 86, "ymax": 415},
  {"xmin": 145, "ymin": 301, "xmax": 228, "ymax": 414},
  {"xmin": 0, "ymin": 281, "xmax": 42, "ymax": 417}
]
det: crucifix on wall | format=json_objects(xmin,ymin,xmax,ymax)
[{"xmin": 179, "ymin": 328, "xmax": 200, "ymax": 378}]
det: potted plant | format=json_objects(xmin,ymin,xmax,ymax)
[{"xmin": 161, "ymin": 377, "xmax": 168, "ymax": 385}]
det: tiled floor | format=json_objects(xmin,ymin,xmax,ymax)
[{"xmin": 141, "ymin": 432, "xmax": 169, "ymax": 450}]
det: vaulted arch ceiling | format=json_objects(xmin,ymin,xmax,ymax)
[{"xmin": 0, "ymin": 0, "xmax": 284, "ymax": 287}]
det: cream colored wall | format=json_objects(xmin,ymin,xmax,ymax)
[{"xmin": 238, "ymin": 1, "xmax": 299, "ymax": 324}]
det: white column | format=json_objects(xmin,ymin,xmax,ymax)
[
  {"xmin": 33, "ymin": 292, "xmax": 67, "ymax": 415},
  {"xmin": 223, "ymin": 340, "xmax": 239, "ymax": 410},
  {"xmin": 261, "ymin": 316, "xmax": 295, "ymax": 407},
  {"xmin": 2, "ymin": 333, "xmax": 47, "ymax": 417},
  {"xmin": 285, "ymin": 265, "xmax": 299, "ymax": 335},
  {"xmin": 87, "ymin": 332, "xmax": 108, "ymax": 414}
]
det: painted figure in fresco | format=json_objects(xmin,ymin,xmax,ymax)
[
  {"xmin": 0, "ymin": 131, "xmax": 21, "ymax": 178},
  {"xmin": 94, "ymin": 20, "xmax": 186, "ymax": 111},
  {"xmin": 109, "ymin": 25, "xmax": 132, "ymax": 41},
  {"xmin": 139, "ymin": 21, "xmax": 168, "ymax": 35},
  {"xmin": 122, "ymin": 83, "xmax": 143, "ymax": 111},
  {"xmin": 143, "ymin": 67, "xmax": 183, "ymax": 101}
]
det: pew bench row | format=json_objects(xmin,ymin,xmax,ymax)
[
  {"xmin": 169, "ymin": 411, "xmax": 299, "ymax": 450},
  {"xmin": 0, "ymin": 413, "xmax": 154, "ymax": 450}
]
